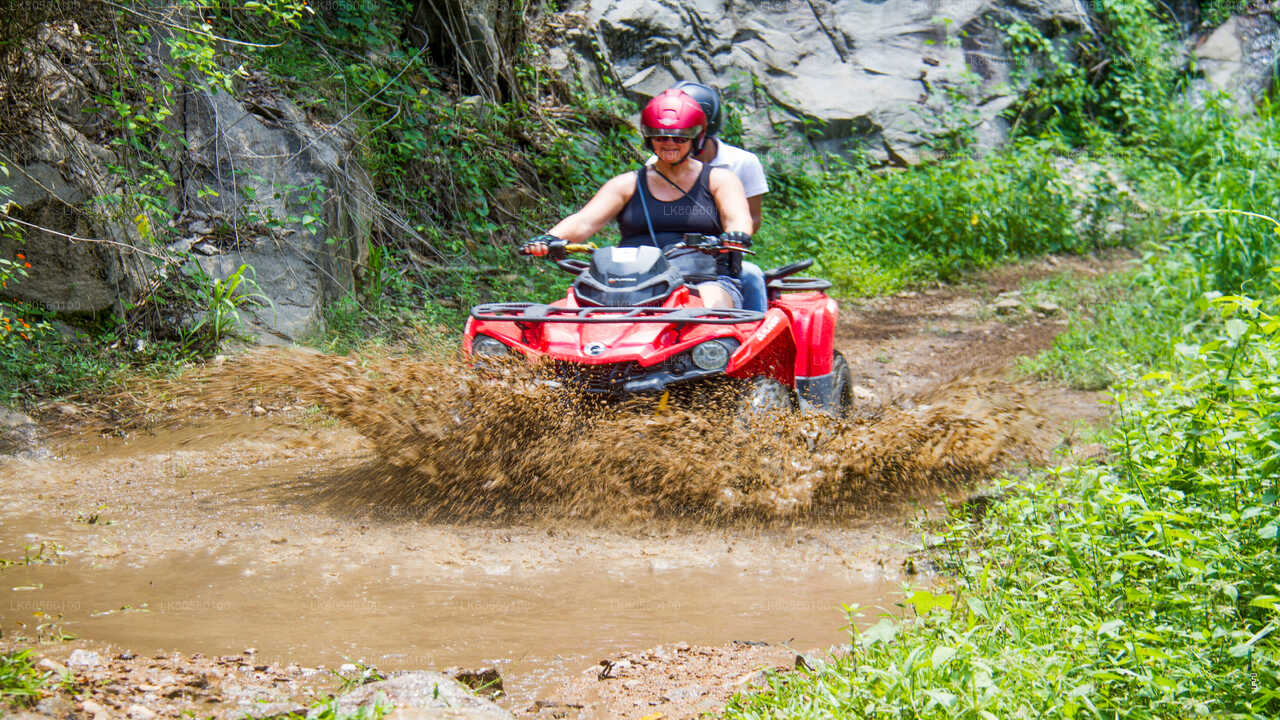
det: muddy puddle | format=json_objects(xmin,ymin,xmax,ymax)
[
  {"xmin": 0, "ymin": 315, "xmax": 1094, "ymax": 715},
  {"xmin": 2, "ymin": 509, "xmax": 898, "ymax": 703}
]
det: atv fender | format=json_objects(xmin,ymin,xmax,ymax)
[{"xmin": 779, "ymin": 294, "xmax": 838, "ymax": 378}]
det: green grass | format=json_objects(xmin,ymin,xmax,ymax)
[
  {"xmin": 0, "ymin": 650, "xmax": 50, "ymax": 710},
  {"xmin": 725, "ymin": 292, "xmax": 1280, "ymax": 718},
  {"xmin": 758, "ymin": 137, "xmax": 1137, "ymax": 297}
]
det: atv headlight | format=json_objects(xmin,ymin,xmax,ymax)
[
  {"xmin": 691, "ymin": 340, "xmax": 731, "ymax": 371},
  {"xmin": 472, "ymin": 335, "xmax": 512, "ymax": 357}
]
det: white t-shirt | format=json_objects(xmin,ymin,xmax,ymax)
[{"xmin": 647, "ymin": 140, "xmax": 770, "ymax": 198}]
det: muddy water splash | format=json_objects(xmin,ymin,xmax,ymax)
[{"xmin": 169, "ymin": 349, "xmax": 1046, "ymax": 522}]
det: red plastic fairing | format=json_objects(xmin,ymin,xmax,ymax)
[
  {"xmin": 465, "ymin": 285, "xmax": 767, "ymax": 369},
  {"xmin": 726, "ymin": 308, "xmax": 795, "ymax": 385},
  {"xmin": 774, "ymin": 292, "xmax": 838, "ymax": 377}
]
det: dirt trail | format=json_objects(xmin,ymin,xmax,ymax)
[{"xmin": 0, "ymin": 251, "xmax": 1129, "ymax": 719}]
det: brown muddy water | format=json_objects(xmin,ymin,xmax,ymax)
[{"xmin": 1, "ymin": 348, "xmax": 1052, "ymax": 706}]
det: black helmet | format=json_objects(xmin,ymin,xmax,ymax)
[{"xmin": 672, "ymin": 81, "xmax": 722, "ymax": 138}]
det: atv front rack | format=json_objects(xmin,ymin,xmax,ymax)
[{"xmin": 471, "ymin": 303, "xmax": 765, "ymax": 325}]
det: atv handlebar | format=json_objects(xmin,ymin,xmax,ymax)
[
  {"xmin": 677, "ymin": 233, "xmax": 755, "ymax": 255},
  {"xmin": 519, "ymin": 240, "xmax": 597, "ymax": 258}
]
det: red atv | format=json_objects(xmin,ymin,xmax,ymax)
[{"xmin": 464, "ymin": 237, "xmax": 852, "ymax": 416}]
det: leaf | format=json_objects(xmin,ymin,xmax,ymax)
[
  {"xmin": 1248, "ymin": 595, "xmax": 1280, "ymax": 611},
  {"xmin": 1260, "ymin": 524, "xmax": 1278, "ymax": 540},
  {"xmin": 1098, "ymin": 619, "xmax": 1125, "ymax": 638},
  {"xmin": 924, "ymin": 690, "xmax": 958, "ymax": 709},
  {"xmin": 859, "ymin": 618, "xmax": 898, "ymax": 647},
  {"xmin": 134, "ymin": 213, "xmax": 153, "ymax": 242},
  {"xmin": 1226, "ymin": 318, "xmax": 1248, "ymax": 341},
  {"xmin": 931, "ymin": 645, "xmax": 957, "ymax": 669}
]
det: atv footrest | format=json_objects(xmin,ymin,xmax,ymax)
[{"xmin": 471, "ymin": 303, "xmax": 765, "ymax": 325}]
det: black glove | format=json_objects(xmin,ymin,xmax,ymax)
[
  {"xmin": 716, "ymin": 231, "xmax": 752, "ymax": 276},
  {"xmin": 519, "ymin": 233, "xmax": 567, "ymax": 259}
]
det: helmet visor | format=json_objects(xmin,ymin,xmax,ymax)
[{"xmin": 641, "ymin": 123, "xmax": 704, "ymax": 139}]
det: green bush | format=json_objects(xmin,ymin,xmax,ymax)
[
  {"xmin": 761, "ymin": 138, "xmax": 1133, "ymax": 296},
  {"xmin": 1, "ymin": 650, "xmax": 49, "ymax": 709},
  {"xmin": 726, "ymin": 297, "xmax": 1280, "ymax": 719}
]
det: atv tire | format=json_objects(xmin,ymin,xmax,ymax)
[
  {"xmin": 832, "ymin": 351, "xmax": 853, "ymax": 417},
  {"xmin": 736, "ymin": 376, "xmax": 796, "ymax": 426}
]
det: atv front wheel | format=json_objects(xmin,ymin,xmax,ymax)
[
  {"xmin": 832, "ymin": 351, "xmax": 853, "ymax": 417},
  {"xmin": 736, "ymin": 376, "xmax": 796, "ymax": 425}
]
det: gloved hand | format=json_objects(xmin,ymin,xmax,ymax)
[
  {"xmin": 717, "ymin": 231, "xmax": 752, "ymax": 276},
  {"xmin": 519, "ymin": 234, "xmax": 567, "ymax": 259}
]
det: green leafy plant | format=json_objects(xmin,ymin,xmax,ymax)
[
  {"xmin": 183, "ymin": 263, "xmax": 271, "ymax": 351},
  {"xmin": 0, "ymin": 650, "xmax": 50, "ymax": 709}
]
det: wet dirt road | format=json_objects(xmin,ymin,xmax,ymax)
[{"xmin": 0, "ymin": 252, "xmax": 1127, "ymax": 718}]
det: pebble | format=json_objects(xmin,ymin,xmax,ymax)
[
  {"xmin": 68, "ymin": 649, "xmax": 102, "ymax": 668},
  {"xmin": 128, "ymin": 704, "xmax": 158, "ymax": 720}
]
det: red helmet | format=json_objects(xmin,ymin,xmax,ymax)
[{"xmin": 640, "ymin": 89, "xmax": 707, "ymax": 152}]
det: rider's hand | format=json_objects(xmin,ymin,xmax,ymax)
[
  {"xmin": 520, "ymin": 234, "xmax": 567, "ymax": 259},
  {"xmin": 717, "ymin": 231, "xmax": 752, "ymax": 277}
]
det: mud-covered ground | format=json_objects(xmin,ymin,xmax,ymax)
[{"xmin": 0, "ymin": 252, "xmax": 1128, "ymax": 719}]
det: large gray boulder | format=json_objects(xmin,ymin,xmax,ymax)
[
  {"xmin": 327, "ymin": 672, "xmax": 512, "ymax": 720},
  {"xmin": 0, "ymin": 22, "xmax": 374, "ymax": 342},
  {"xmin": 180, "ymin": 87, "xmax": 373, "ymax": 342},
  {"xmin": 1191, "ymin": 13, "xmax": 1280, "ymax": 112},
  {"xmin": 563, "ymin": 0, "xmax": 1096, "ymax": 163}
]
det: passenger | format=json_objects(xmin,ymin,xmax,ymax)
[
  {"xmin": 522, "ymin": 89, "xmax": 753, "ymax": 309},
  {"xmin": 665, "ymin": 81, "xmax": 769, "ymax": 233}
]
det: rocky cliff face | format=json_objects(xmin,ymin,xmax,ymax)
[
  {"xmin": 557, "ymin": 1, "xmax": 1280, "ymax": 164},
  {"xmin": 0, "ymin": 21, "xmax": 374, "ymax": 342},
  {"xmin": 557, "ymin": 0, "xmax": 1098, "ymax": 164}
]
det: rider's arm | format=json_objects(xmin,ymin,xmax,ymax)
[
  {"xmin": 546, "ymin": 174, "xmax": 634, "ymax": 243},
  {"xmin": 708, "ymin": 168, "xmax": 752, "ymax": 235},
  {"xmin": 747, "ymin": 196, "xmax": 763, "ymax": 234}
]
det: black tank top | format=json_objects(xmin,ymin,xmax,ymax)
[{"xmin": 617, "ymin": 164, "xmax": 723, "ymax": 249}]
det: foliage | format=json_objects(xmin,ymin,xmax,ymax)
[
  {"xmin": 726, "ymin": 297, "xmax": 1280, "ymax": 718},
  {"xmin": 0, "ymin": 650, "xmax": 49, "ymax": 709},
  {"xmin": 1027, "ymin": 95, "xmax": 1280, "ymax": 389},
  {"xmin": 760, "ymin": 138, "xmax": 1134, "ymax": 296},
  {"xmin": 1002, "ymin": 0, "xmax": 1176, "ymax": 144}
]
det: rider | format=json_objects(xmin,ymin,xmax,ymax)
[
  {"xmin": 522, "ymin": 89, "xmax": 753, "ymax": 309},
  {"xmin": 660, "ymin": 81, "xmax": 770, "ymax": 311},
  {"xmin": 667, "ymin": 81, "xmax": 769, "ymax": 232}
]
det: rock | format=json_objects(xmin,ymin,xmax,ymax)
[
  {"xmin": 35, "ymin": 694, "xmax": 75, "ymax": 717},
  {"xmin": 1032, "ymin": 301, "xmax": 1061, "ymax": 316},
  {"xmin": 993, "ymin": 297, "xmax": 1023, "ymax": 315},
  {"xmin": 37, "ymin": 658, "xmax": 68, "ymax": 675},
  {"xmin": 330, "ymin": 672, "xmax": 513, "ymax": 720},
  {"xmin": 1190, "ymin": 13, "xmax": 1280, "ymax": 112},
  {"xmin": 191, "ymin": 241, "xmax": 219, "ymax": 256},
  {"xmin": 0, "ymin": 408, "xmax": 45, "ymax": 458},
  {"xmin": 81, "ymin": 699, "xmax": 111, "ymax": 720},
  {"xmin": 574, "ymin": 0, "xmax": 1095, "ymax": 162},
  {"xmin": 450, "ymin": 667, "xmax": 503, "ymax": 696},
  {"xmin": 128, "ymin": 704, "xmax": 158, "ymax": 720},
  {"xmin": 851, "ymin": 385, "xmax": 877, "ymax": 402},
  {"xmin": 67, "ymin": 649, "xmax": 102, "ymax": 668},
  {"xmin": 230, "ymin": 701, "xmax": 306, "ymax": 719},
  {"xmin": 2, "ymin": 22, "xmax": 375, "ymax": 342},
  {"xmin": 660, "ymin": 685, "xmax": 705, "ymax": 703}
]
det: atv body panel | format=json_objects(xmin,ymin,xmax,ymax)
[{"xmin": 465, "ymin": 246, "xmax": 846, "ymax": 411}]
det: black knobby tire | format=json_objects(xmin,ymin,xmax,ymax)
[
  {"xmin": 831, "ymin": 350, "xmax": 853, "ymax": 417},
  {"xmin": 736, "ymin": 376, "xmax": 796, "ymax": 425}
]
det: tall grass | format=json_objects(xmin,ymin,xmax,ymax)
[
  {"xmin": 760, "ymin": 138, "xmax": 1135, "ymax": 296},
  {"xmin": 725, "ymin": 289, "xmax": 1280, "ymax": 718}
]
